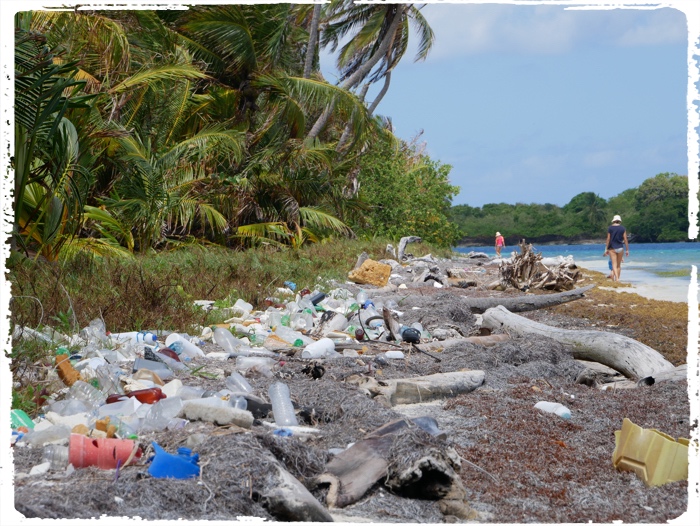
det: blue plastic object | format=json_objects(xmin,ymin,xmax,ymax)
[
  {"xmin": 148, "ymin": 442, "xmax": 200, "ymax": 479},
  {"xmin": 283, "ymin": 281, "xmax": 297, "ymax": 291},
  {"xmin": 362, "ymin": 300, "xmax": 375, "ymax": 309},
  {"xmin": 273, "ymin": 428, "xmax": 293, "ymax": 437}
]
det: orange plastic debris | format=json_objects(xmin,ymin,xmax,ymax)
[{"xmin": 612, "ymin": 418, "xmax": 688, "ymax": 486}]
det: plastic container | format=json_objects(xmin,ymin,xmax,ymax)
[
  {"xmin": 111, "ymin": 331, "xmax": 158, "ymax": 345},
  {"xmin": 233, "ymin": 298, "xmax": 254, "ymax": 315},
  {"xmin": 141, "ymin": 397, "xmax": 184, "ymax": 432},
  {"xmin": 94, "ymin": 364, "xmax": 124, "ymax": 396},
  {"xmin": 301, "ymin": 338, "xmax": 336, "ymax": 359},
  {"xmin": 132, "ymin": 358, "xmax": 172, "ymax": 378},
  {"xmin": 226, "ymin": 372, "xmax": 254, "ymax": 394},
  {"xmin": 176, "ymin": 385, "xmax": 206, "ymax": 400},
  {"xmin": 229, "ymin": 395, "xmax": 248, "ymax": 410},
  {"xmin": 24, "ymin": 425, "xmax": 71, "ymax": 447},
  {"xmin": 148, "ymin": 442, "xmax": 199, "ymax": 479},
  {"xmin": 43, "ymin": 444, "xmax": 70, "ymax": 470},
  {"xmin": 310, "ymin": 292, "xmax": 327, "ymax": 305},
  {"xmin": 213, "ymin": 327, "xmax": 244, "ymax": 354},
  {"xmin": 268, "ymin": 382, "xmax": 298, "ymax": 427},
  {"xmin": 534, "ymin": 401, "xmax": 571, "ymax": 420},
  {"xmin": 384, "ymin": 350, "xmax": 405, "ymax": 359},
  {"xmin": 126, "ymin": 387, "xmax": 167, "ymax": 404},
  {"xmin": 69, "ymin": 433, "xmax": 141, "ymax": 469},
  {"xmin": 236, "ymin": 356, "xmax": 276, "ymax": 372},
  {"xmin": 356, "ymin": 290, "xmax": 368, "ymax": 304},
  {"xmin": 11, "ymin": 409, "xmax": 35, "ymax": 429},
  {"xmin": 164, "ymin": 333, "xmax": 205, "ymax": 358},
  {"xmin": 68, "ymin": 380, "xmax": 105, "ymax": 408}
]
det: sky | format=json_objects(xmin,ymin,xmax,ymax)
[{"xmin": 321, "ymin": 2, "xmax": 691, "ymax": 208}]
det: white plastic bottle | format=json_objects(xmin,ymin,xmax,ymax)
[
  {"xmin": 268, "ymin": 382, "xmax": 298, "ymax": 427},
  {"xmin": 111, "ymin": 331, "xmax": 158, "ymax": 345},
  {"xmin": 301, "ymin": 338, "xmax": 336, "ymax": 359},
  {"xmin": 534, "ymin": 401, "xmax": 571, "ymax": 420}
]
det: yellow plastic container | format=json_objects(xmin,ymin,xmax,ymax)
[{"xmin": 612, "ymin": 418, "xmax": 688, "ymax": 486}]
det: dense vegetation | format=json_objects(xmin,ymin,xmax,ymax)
[
  {"xmin": 449, "ymin": 173, "xmax": 695, "ymax": 245},
  {"xmin": 12, "ymin": 2, "xmax": 461, "ymax": 264}
]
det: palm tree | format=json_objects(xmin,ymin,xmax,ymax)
[{"xmin": 306, "ymin": 1, "xmax": 434, "ymax": 142}]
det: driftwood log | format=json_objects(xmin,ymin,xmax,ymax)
[
  {"xmin": 481, "ymin": 305, "xmax": 675, "ymax": 379},
  {"xmin": 463, "ymin": 284, "xmax": 594, "ymax": 313}
]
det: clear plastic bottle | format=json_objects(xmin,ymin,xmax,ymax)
[
  {"xmin": 213, "ymin": 328, "xmax": 244, "ymax": 354},
  {"xmin": 68, "ymin": 380, "xmax": 105, "ymax": 408},
  {"xmin": 43, "ymin": 444, "xmax": 70, "ymax": 470},
  {"xmin": 268, "ymin": 382, "xmax": 298, "ymax": 427},
  {"xmin": 141, "ymin": 397, "xmax": 184, "ymax": 432},
  {"xmin": 356, "ymin": 290, "xmax": 368, "ymax": 304},
  {"xmin": 226, "ymin": 371, "xmax": 254, "ymax": 394}
]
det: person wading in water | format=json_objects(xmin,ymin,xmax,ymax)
[{"xmin": 604, "ymin": 215, "xmax": 629, "ymax": 282}]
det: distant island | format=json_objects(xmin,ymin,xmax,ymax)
[{"xmin": 450, "ymin": 173, "xmax": 694, "ymax": 245}]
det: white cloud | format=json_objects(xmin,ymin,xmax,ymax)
[{"xmin": 418, "ymin": 4, "xmax": 686, "ymax": 60}]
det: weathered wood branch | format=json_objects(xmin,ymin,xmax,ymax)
[
  {"xmin": 463, "ymin": 284, "xmax": 595, "ymax": 313},
  {"xmin": 481, "ymin": 305, "xmax": 675, "ymax": 379}
]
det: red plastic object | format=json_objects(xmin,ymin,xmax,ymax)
[
  {"xmin": 158, "ymin": 348, "xmax": 180, "ymax": 362},
  {"xmin": 69, "ymin": 434, "xmax": 141, "ymax": 469},
  {"xmin": 127, "ymin": 387, "xmax": 167, "ymax": 404},
  {"xmin": 106, "ymin": 394, "xmax": 129, "ymax": 404}
]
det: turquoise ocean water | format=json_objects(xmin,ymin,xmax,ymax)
[{"xmin": 454, "ymin": 242, "xmax": 700, "ymax": 303}]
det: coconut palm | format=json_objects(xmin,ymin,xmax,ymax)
[{"xmin": 307, "ymin": 1, "xmax": 434, "ymax": 142}]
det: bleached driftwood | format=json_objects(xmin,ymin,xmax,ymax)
[
  {"xmin": 398, "ymin": 235, "xmax": 422, "ymax": 261},
  {"xmin": 415, "ymin": 334, "xmax": 510, "ymax": 352},
  {"xmin": 481, "ymin": 305, "xmax": 674, "ymax": 379},
  {"xmin": 463, "ymin": 284, "xmax": 594, "ymax": 313},
  {"xmin": 498, "ymin": 241, "xmax": 581, "ymax": 291}
]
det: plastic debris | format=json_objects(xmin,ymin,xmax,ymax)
[
  {"xmin": 148, "ymin": 442, "xmax": 200, "ymax": 479},
  {"xmin": 612, "ymin": 418, "xmax": 689, "ymax": 486}
]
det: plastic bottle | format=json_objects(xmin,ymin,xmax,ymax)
[
  {"xmin": 356, "ymin": 290, "xmax": 368, "ymax": 304},
  {"xmin": 360, "ymin": 305, "xmax": 383, "ymax": 328},
  {"xmin": 43, "ymin": 444, "xmax": 70, "ymax": 470},
  {"xmin": 310, "ymin": 292, "xmax": 327, "ymax": 305},
  {"xmin": 165, "ymin": 333, "xmax": 205, "ymax": 358},
  {"xmin": 24, "ymin": 425, "xmax": 72, "ymax": 447},
  {"xmin": 94, "ymin": 364, "xmax": 124, "ymax": 396},
  {"xmin": 176, "ymin": 385, "xmax": 206, "ymax": 400},
  {"xmin": 384, "ymin": 350, "xmax": 405, "ymax": 359},
  {"xmin": 213, "ymin": 327, "xmax": 244, "ymax": 353},
  {"xmin": 233, "ymin": 298, "xmax": 254, "ymax": 315},
  {"xmin": 229, "ymin": 395, "xmax": 248, "ymax": 410},
  {"xmin": 226, "ymin": 372, "xmax": 254, "ymax": 394},
  {"xmin": 301, "ymin": 338, "xmax": 337, "ymax": 359},
  {"xmin": 111, "ymin": 331, "xmax": 158, "ymax": 345},
  {"xmin": 126, "ymin": 387, "xmax": 167, "ymax": 404},
  {"xmin": 68, "ymin": 380, "xmax": 105, "ymax": 408},
  {"xmin": 141, "ymin": 397, "xmax": 184, "ymax": 432},
  {"xmin": 268, "ymin": 382, "xmax": 298, "ymax": 427},
  {"xmin": 534, "ymin": 401, "xmax": 571, "ymax": 420}
]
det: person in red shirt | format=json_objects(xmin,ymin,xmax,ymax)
[{"xmin": 495, "ymin": 232, "xmax": 505, "ymax": 257}]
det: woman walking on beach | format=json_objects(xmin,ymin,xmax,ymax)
[
  {"xmin": 604, "ymin": 215, "xmax": 629, "ymax": 282},
  {"xmin": 495, "ymin": 232, "xmax": 505, "ymax": 257}
]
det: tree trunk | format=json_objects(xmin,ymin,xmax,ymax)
[
  {"xmin": 303, "ymin": 4, "xmax": 322, "ymax": 79},
  {"xmin": 336, "ymin": 83, "xmax": 370, "ymax": 153},
  {"xmin": 306, "ymin": 5, "xmax": 406, "ymax": 141},
  {"xmin": 463, "ymin": 284, "xmax": 595, "ymax": 313},
  {"xmin": 367, "ymin": 70, "xmax": 391, "ymax": 115},
  {"xmin": 481, "ymin": 305, "xmax": 675, "ymax": 379}
]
